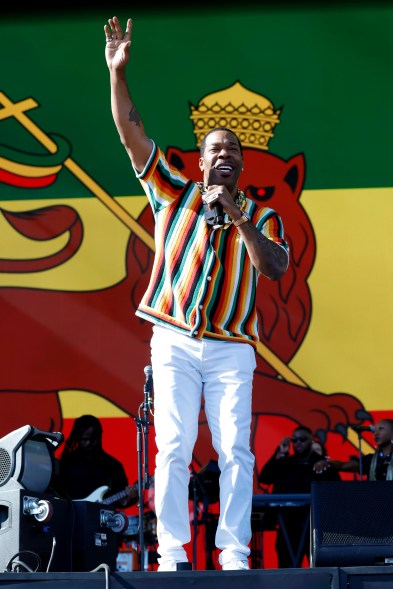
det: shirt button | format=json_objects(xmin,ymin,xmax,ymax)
[
  {"xmin": 194, "ymin": 331, "xmax": 198, "ymax": 335},
  {"xmin": 207, "ymin": 276, "xmax": 212, "ymax": 281},
  {"xmin": 199, "ymin": 305, "xmax": 203, "ymax": 310}
]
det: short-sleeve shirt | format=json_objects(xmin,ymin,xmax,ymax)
[{"xmin": 135, "ymin": 142, "xmax": 288, "ymax": 349}]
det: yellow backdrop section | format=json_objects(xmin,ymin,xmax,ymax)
[
  {"xmin": 0, "ymin": 195, "xmax": 147, "ymax": 289},
  {"xmin": 60, "ymin": 390, "xmax": 128, "ymax": 417},
  {"xmin": 290, "ymin": 187, "xmax": 393, "ymax": 410},
  {"xmin": 5, "ymin": 188, "xmax": 390, "ymax": 418}
]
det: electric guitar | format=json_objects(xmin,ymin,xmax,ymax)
[{"xmin": 77, "ymin": 476, "xmax": 154, "ymax": 506}]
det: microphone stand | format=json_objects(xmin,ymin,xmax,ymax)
[
  {"xmin": 356, "ymin": 431, "xmax": 364, "ymax": 479},
  {"xmin": 134, "ymin": 413, "xmax": 146, "ymax": 571},
  {"xmin": 189, "ymin": 467, "xmax": 210, "ymax": 570},
  {"xmin": 134, "ymin": 368, "xmax": 153, "ymax": 571},
  {"xmin": 190, "ymin": 467, "xmax": 199, "ymax": 570}
]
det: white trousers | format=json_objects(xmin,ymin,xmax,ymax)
[{"xmin": 150, "ymin": 324, "xmax": 256, "ymax": 567}]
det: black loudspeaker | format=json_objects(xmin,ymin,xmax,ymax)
[
  {"xmin": 70, "ymin": 501, "xmax": 124, "ymax": 571},
  {"xmin": 311, "ymin": 481, "xmax": 393, "ymax": 567},
  {"xmin": 0, "ymin": 425, "xmax": 72, "ymax": 572},
  {"xmin": 0, "ymin": 488, "xmax": 72, "ymax": 571},
  {"xmin": 0, "ymin": 425, "xmax": 63, "ymax": 493},
  {"xmin": 0, "ymin": 426, "xmax": 126, "ymax": 572}
]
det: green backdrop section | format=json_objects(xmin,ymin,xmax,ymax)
[{"xmin": 1, "ymin": 3, "xmax": 393, "ymax": 198}]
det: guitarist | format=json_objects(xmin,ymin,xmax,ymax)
[{"xmin": 57, "ymin": 414, "xmax": 137, "ymax": 508}]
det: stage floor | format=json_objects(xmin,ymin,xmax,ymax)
[{"xmin": 0, "ymin": 566, "xmax": 393, "ymax": 589}]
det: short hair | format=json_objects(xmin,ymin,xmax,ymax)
[
  {"xmin": 200, "ymin": 127, "xmax": 243, "ymax": 156},
  {"xmin": 379, "ymin": 418, "xmax": 393, "ymax": 430},
  {"xmin": 293, "ymin": 425, "xmax": 313, "ymax": 437}
]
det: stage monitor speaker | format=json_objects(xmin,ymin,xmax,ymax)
[
  {"xmin": 0, "ymin": 488, "xmax": 72, "ymax": 572},
  {"xmin": 311, "ymin": 481, "xmax": 393, "ymax": 567},
  {"xmin": 0, "ymin": 425, "xmax": 63, "ymax": 493},
  {"xmin": 70, "ymin": 501, "xmax": 121, "ymax": 572}
]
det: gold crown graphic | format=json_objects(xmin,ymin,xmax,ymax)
[{"xmin": 190, "ymin": 81, "xmax": 281, "ymax": 150}]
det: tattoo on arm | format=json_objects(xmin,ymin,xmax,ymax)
[
  {"xmin": 247, "ymin": 222, "xmax": 288, "ymax": 267},
  {"xmin": 128, "ymin": 106, "xmax": 141, "ymax": 126}
]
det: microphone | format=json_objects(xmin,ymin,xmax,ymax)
[
  {"xmin": 350, "ymin": 424, "xmax": 375, "ymax": 433},
  {"xmin": 207, "ymin": 167, "xmax": 225, "ymax": 228},
  {"xmin": 143, "ymin": 365, "xmax": 153, "ymax": 413},
  {"xmin": 213, "ymin": 203, "xmax": 225, "ymax": 228}
]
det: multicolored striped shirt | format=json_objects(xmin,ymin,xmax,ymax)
[{"xmin": 135, "ymin": 142, "xmax": 288, "ymax": 349}]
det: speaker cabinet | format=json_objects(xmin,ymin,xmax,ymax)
[
  {"xmin": 0, "ymin": 488, "xmax": 72, "ymax": 572},
  {"xmin": 0, "ymin": 425, "xmax": 63, "ymax": 494},
  {"xmin": 70, "ymin": 501, "xmax": 120, "ymax": 571},
  {"xmin": 311, "ymin": 481, "xmax": 393, "ymax": 567}
]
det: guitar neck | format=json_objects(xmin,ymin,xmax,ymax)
[
  {"xmin": 101, "ymin": 475, "xmax": 153, "ymax": 506},
  {"xmin": 101, "ymin": 488, "xmax": 128, "ymax": 505}
]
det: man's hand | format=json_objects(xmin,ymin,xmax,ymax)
[
  {"xmin": 104, "ymin": 16, "xmax": 132, "ymax": 71},
  {"xmin": 313, "ymin": 459, "xmax": 330, "ymax": 474},
  {"xmin": 203, "ymin": 184, "xmax": 242, "ymax": 221},
  {"xmin": 276, "ymin": 436, "xmax": 291, "ymax": 458}
]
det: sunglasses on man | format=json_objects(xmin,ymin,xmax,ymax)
[{"xmin": 291, "ymin": 436, "xmax": 310, "ymax": 443}]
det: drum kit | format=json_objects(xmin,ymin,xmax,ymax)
[
  {"xmin": 123, "ymin": 510, "xmax": 157, "ymax": 546},
  {"xmin": 120, "ymin": 486, "xmax": 158, "ymax": 571}
]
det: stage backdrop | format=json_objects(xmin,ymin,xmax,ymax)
[{"xmin": 1, "ymin": 2, "xmax": 392, "ymax": 568}]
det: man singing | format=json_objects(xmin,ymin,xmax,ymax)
[{"xmin": 104, "ymin": 15, "xmax": 289, "ymax": 571}]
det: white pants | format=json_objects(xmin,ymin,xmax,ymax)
[{"xmin": 151, "ymin": 324, "xmax": 256, "ymax": 567}]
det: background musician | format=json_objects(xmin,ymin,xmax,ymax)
[
  {"xmin": 258, "ymin": 425, "xmax": 340, "ymax": 567},
  {"xmin": 58, "ymin": 414, "xmax": 137, "ymax": 507}
]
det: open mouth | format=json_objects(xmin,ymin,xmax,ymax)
[{"xmin": 214, "ymin": 164, "xmax": 234, "ymax": 175}]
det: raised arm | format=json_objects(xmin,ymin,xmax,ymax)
[
  {"xmin": 258, "ymin": 438, "xmax": 291, "ymax": 484},
  {"xmin": 104, "ymin": 16, "xmax": 153, "ymax": 172}
]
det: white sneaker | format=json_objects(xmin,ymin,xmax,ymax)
[
  {"xmin": 157, "ymin": 559, "xmax": 177, "ymax": 572},
  {"xmin": 222, "ymin": 560, "xmax": 250, "ymax": 571}
]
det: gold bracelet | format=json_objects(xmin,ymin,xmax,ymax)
[{"xmin": 233, "ymin": 213, "xmax": 249, "ymax": 227}]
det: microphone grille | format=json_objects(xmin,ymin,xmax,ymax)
[{"xmin": 144, "ymin": 365, "xmax": 153, "ymax": 376}]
